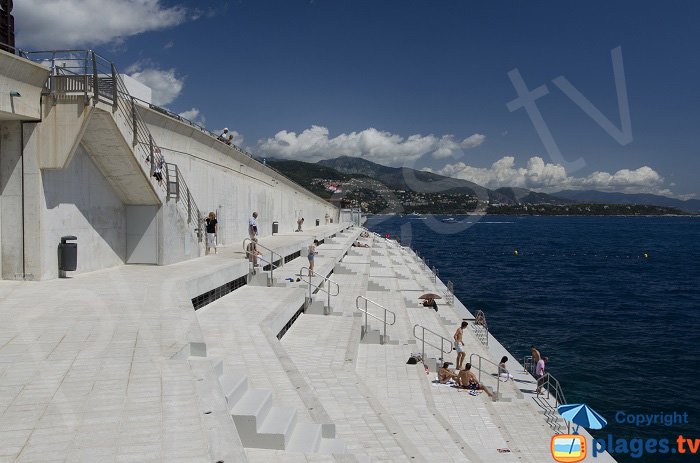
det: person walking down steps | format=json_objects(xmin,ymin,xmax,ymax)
[{"xmin": 205, "ymin": 212, "xmax": 218, "ymax": 255}]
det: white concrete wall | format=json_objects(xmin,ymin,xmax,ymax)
[
  {"xmin": 0, "ymin": 121, "xmax": 23, "ymax": 279},
  {"xmin": 141, "ymin": 107, "xmax": 339, "ymax": 246},
  {"xmin": 0, "ymin": 50, "xmax": 48, "ymax": 121},
  {"xmin": 40, "ymin": 145, "xmax": 126, "ymax": 278}
]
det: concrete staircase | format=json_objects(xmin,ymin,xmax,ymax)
[
  {"xmin": 219, "ymin": 372, "xmax": 346, "ymax": 454},
  {"xmin": 304, "ymin": 293, "xmax": 342, "ymax": 316},
  {"xmin": 359, "ymin": 322, "xmax": 398, "ymax": 345}
]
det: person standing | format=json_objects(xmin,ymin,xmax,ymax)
[
  {"xmin": 296, "ymin": 217, "xmax": 304, "ymax": 232},
  {"xmin": 535, "ymin": 356, "xmax": 548, "ymax": 394},
  {"xmin": 530, "ymin": 345, "xmax": 541, "ymax": 374},
  {"xmin": 454, "ymin": 321, "xmax": 468, "ymax": 370},
  {"xmin": 248, "ymin": 212, "xmax": 258, "ymax": 240},
  {"xmin": 205, "ymin": 212, "xmax": 218, "ymax": 255},
  {"xmin": 308, "ymin": 239, "xmax": 319, "ymax": 276}
]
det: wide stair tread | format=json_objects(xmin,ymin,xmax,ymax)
[
  {"xmin": 318, "ymin": 438, "xmax": 347, "ymax": 454},
  {"xmin": 286, "ymin": 422, "xmax": 322, "ymax": 453},
  {"xmin": 258, "ymin": 406, "xmax": 297, "ymax": 438},
  {"xmin": 220, "ymin": 373, "xmax": 248, "ymax": 405},
  {"xmin": 230, "ymin": 389, "xmax": 272, "ymax": 418}
]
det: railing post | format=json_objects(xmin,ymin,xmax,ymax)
[
  {"xmin": 110, "ymin": 63, "xmax": 118, "ymax": 108},
  {"xmin": 421, "ymin": 327, "xmax": 425, "ymax": 360},
  {"xmin": 91, "ymin": 51, "xmax": 99, "ymax": 102},
  {"xmin": 382, "ymin": 307, "xmax": 387, "ymax": 345},
  {"xmin": 326, "ymin": 287, "xmax": 331, "ymax": 315},
  {"xmin": 364, "ymin": 299, "xmax": 368, "ymax": 341},
  {"xmin": 187, "ymin": 192, "xmax": 192, "ymax": 224},
  {"xmin": 131, "ymin": 98, "xmax": 138, "ymax": 146}
]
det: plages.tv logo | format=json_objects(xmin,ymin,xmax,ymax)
[
  {"xmin": 551, "ymin": 434, "xmax": 587, "ymax": 463},
  {"xmin": 550, "ymin": 403, "xmax": 607, "ymax": 463}
]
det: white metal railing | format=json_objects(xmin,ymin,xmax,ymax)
[
  {"xmin": 468, "ymin": 353, "xmax": 502, "ymax": 401},
  {"xmin": 355, "ymin": 296, "xmax": 395, "ymax": 345},
  {"xmin": 243, "ymin": 238, "xmax": 283, "ymax": 281},
  {"xmin": 413, "ymin": 324, "xmax": 453, "ymax": 362},
  {"xmin": 299, "ymin": 267, "xmax": 340, "ymax": 315},
  {"xmin": 445, "ymin": 281, "xmax": 455, "ymax": 305},
  {"xmin": 472, "ymin": 310, "xmax": 489, "ymax": 346}
]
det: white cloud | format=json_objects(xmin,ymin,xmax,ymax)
[
  {"xmin": 14, "ymin": 0, "xmax": 188, "ymax": 49},
  {"xmin": 437, "ymin": 156, "xmax": 670, "ymax": 195},
  {"xmin": 126, "ymin": 62, "xmax": 184, "ymax": 106},
  {"xmin": 178, "ymin": 108, "xmax": 205, "ymax": 126},
  {"xmin": 257, "ymin": 125, "xmax": 484, "ymax": 165}
]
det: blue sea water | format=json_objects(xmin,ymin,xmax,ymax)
[{"xmin": 366, "ymin": 215, "xmax": 700, "ymax": 463}]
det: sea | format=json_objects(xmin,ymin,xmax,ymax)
[{"xmin": 366, "ymin": 214, "xmax": 700, "ymax": 463}]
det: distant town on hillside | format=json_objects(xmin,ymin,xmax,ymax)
[{"xmin": 266, "ymin": 156, "xmax": 699, "ymax": 216}]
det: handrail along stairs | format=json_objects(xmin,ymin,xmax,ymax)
[
  {"xmin": 299, "ymin": 267, "xmax": 340, "ymax": 315},
  {"xmin": 355, "ymin": 296, "xmax": 395, "ymax": 345}
]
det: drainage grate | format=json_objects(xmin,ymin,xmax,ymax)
[
  {"xmin": 191, "ymin": 275, "xmax": 247, "ymax": 310},
  {"xmin": 276, "ymin": 304, "xmax": 305, "ymax": 340}
]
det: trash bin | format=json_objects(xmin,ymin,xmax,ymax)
[
  {"xmin": 316, "ymin": 219, "xmax": 320, "ymax": 226},
  {"xmin": 272, "ymin": 221, "xmax": 279, "ymax": 235},
  {"xmin": 59, "ymin": 235, "xmax": 77, "ymax": 272}
]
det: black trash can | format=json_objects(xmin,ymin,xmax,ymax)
[
  {"xmin": 272, "ymin": 221, "xmax": 279, "ymax": 235},
  {"xmin": 59, "ymin": 235, "xmax": 77, "ymax": 272},
  {"xmin": 316, "ymin": 219, "xmax": 320, "ymax": 226}
]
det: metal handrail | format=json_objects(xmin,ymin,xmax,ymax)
[
  {"xmin": 413, "ymin": 324, "xmax": 453, "ymax": 362},
  {"xmin": 243, "ymin": 238, "xmax": 283, "ymax": 280},
  {"xmin": 299, "ymin": 267, "xmax": 340, "ymax": 315},
  {"xmin": 165, "ymin": 162, "xmax": 202, "ymax": 240},
  {"xmin": 472, "ymin": 310, "xmax": 489, "ymax": 346},
  {"xmin": 468, "ymin": 353, "xmax": 501, "ymax": 401},
  {"xmin": 23, "ymin": 50, "xmax": 168, "ymax": 195},
  {"xmin": 445, "ymin": 281, "xmax": 455, "ymax": 305},
  {"xmin": 355, "ymin": 296, "xmax": 395, "ymax": 345},
  {"xmin": 538, "ymin": 372, "xmax": 568, "ymax": 407}
]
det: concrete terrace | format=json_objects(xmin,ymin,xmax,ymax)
[{"xmin": 0, "ymin": 224, "xmax": 614, "ymax": 462}]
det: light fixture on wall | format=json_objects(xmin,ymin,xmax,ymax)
[{"xmin": 9, "ymin": 91, "xmax": 21, "ymax": 97}]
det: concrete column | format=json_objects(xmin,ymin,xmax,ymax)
[
  {"xmin": 20, "ymin": 122, "xmax": 43, "ymax": 280},
  {"xmin": 0, "ymin": 121, "xmax": 23, "ymax": 279}
]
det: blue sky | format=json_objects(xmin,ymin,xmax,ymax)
[{"xmin": 13, "ymin": 0, "xmax": 700, "ymax": 198}]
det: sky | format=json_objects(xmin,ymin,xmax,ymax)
[{"xmin": 12, "ymin": 0, "xmax": 700, "ymax": 198}]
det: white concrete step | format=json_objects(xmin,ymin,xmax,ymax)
[
  {"xmin": 230, "ymin": 389, "xmax": 273, "ymax": 446},
  {"xmin": 286, "ymin": 422, "xmax": 322, "ymax": 453},
  {"xmin": 219, "ymin": 373, "xmax": 248, "ymax": 406},
  {"xmin": 257, "ymin": 406, "xmax": 298, "ymax": 449},
  {"xmin": 318, "ymin": 438, "xmax": 347, "ymax": 454}
]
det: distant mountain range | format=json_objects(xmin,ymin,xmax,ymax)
[
  {"xmin": 267, "ymin": 156, "xmax": 697, "ymax": 213},
  {"xmin": 317, "ymin": 156, "xmax": 573, "ymax": 204},
  {"xmin": 552, "ymin": 190, "xmax": 700, "ymax": 213}
]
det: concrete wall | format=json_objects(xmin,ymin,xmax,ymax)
[
  {"xmin": 141, "ymin": 106, "xmax": 339, "ymax": 245},
  {"xmin": 0, "ymin": 121, "xmax": 23, "ymax": 279},
  {"xmin": 0, "ymin": 51, "xmax": 339, "ymax": 279},
  {"xmin": 40, "ymin": 144, "xmax": 126, "ymax": 278},
  {"xmin": 0, "ymin": 50, "xmax": 48, "ymax": 121}
]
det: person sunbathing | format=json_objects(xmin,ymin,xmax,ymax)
[
  {"xmin": 456, "ymin": 363, "xmax": 494, "ymax": 397},
  {"xmin": 422, "ymin": 298, "xmax": 438, "ymax": 312},
  {"xmin": 437, "ymin": 362, "xmax": 458, "ymax": 383}
]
